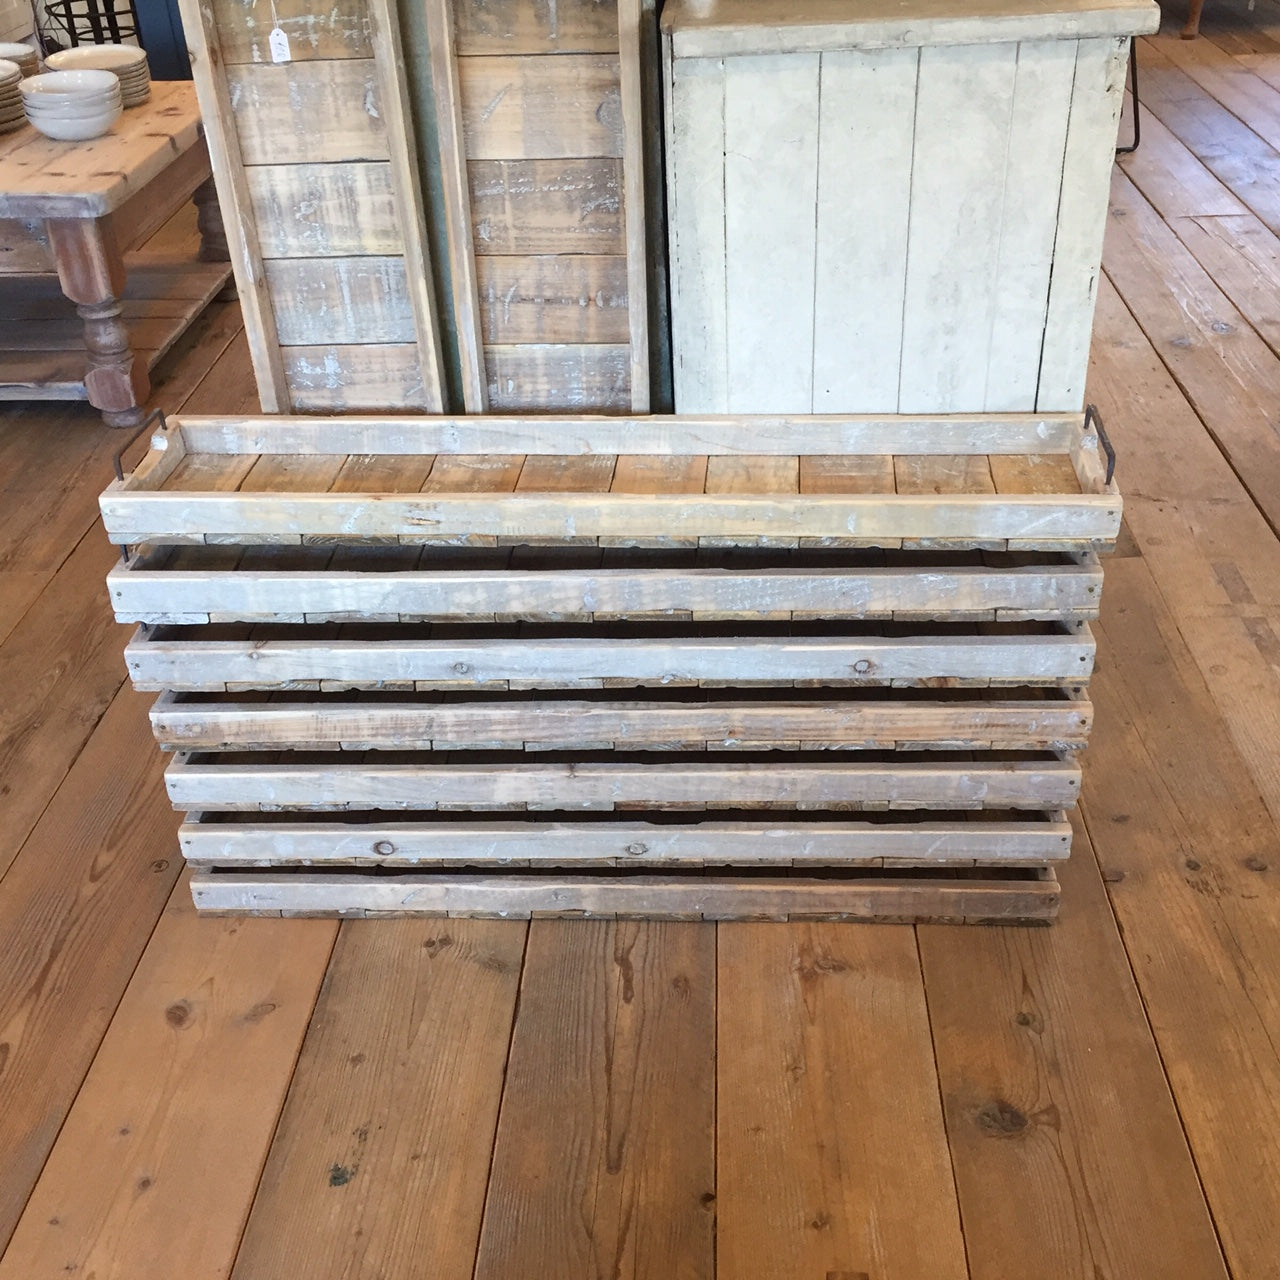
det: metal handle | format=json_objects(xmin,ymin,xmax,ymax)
[
  {"xmin": 1084, "ymin": 403, "xmax": 1116, "ymax": 486},
  {"xmin": 112, "ymin": 407, "xmax": 169, "ymax": 482}
]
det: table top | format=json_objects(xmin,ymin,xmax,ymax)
[
  {"xmin": 662, "ymin": 0, "xmax": 1161, "ymax": 55},
  {"xmin": 0, "ymin": 81, "xmax": 203, "ymax": 220}
]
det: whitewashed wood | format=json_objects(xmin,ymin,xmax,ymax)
[
  {"xmin": 982, "ymin": 40, "xmax": 1076, "ymax": 411},
  {"xmin": 151, "ymin": 692, "xmax": 1093, "ymax": 753},
  {"xmin": 1036, "ymin": 36, "xmax": 1130, "ymax": 409},
  {"xmin": 425, "ymin": 0, "xmax": 487, "ymax": 411},
  {"xmin": 812, "ymin": 47, "xmax": 917, "ymax": 413},
  {"xmin": 265, "ymin": 257, "xmax": 417, "ymax": 346},
  {"xmin": 99, "ymin": 488, "xmax": 1120, "ymax": 548},
  {"xmin": 724, "ymin": 52, "xmax": 819, "ymax": 411},
  {"xmin": 124, "ymin": 628, "xmax": 1096, "ymax": 692},
  {"xmin": 179, "ymin": 813, "xmax": 1074, "ymax": 866},
  {"xmin": 189, "ymin": 866, "xmax": 1060, "ymax": 920},
  {"xmin": 245, "ymin": 163, "xmax": 403, "ymax": 258},
  {"xmin": 367, "ymin": 0, "xmax": 448, "ymax": 412},
  {"xmin": 107, "ymin": 559, "xmax": 1104, "ymax": 624},
  {"xmin": 163, "ymin": 413, "xmax": 1084, "ymax": 457},
  {"xmin": 667, "ymin": 56, "xmax": 728, "ymax": 412},
  {"xmin": 165, "ymin": 753, "xmax": 1081, "ymax": 812},
  {"xmin": 660, "ymin": 0, "xmax": 1160, "ymax": 58},
  {"xmin": 618, "ymin": 0, "xmax": 651, "ymax": 411},
  {"xmin": 898, "ymin": 43, "xmax": 1018, "ymax": 414}
]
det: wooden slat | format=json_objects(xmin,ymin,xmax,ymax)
[
  {"xmin": 611, "ymin": 454, "xmax": 707, "ymax": 492},
  {"xmin": 368, "ymin": 0, "xmax": 448, "ymax": 412},
  {"xmin": 283, "ymin": 344, "xmax": 435, "ymax": 411},
  {"xmin": 476, "ymin": 255, "xmax": 630, "ymax": 343},
  {"xmin": 421, "ymin": 454, "xmax": 525, "ymax": 492},
  {"xmin": 179, "ymin": 812, "xmax": 1075, "ymax": 868},
  {"xmin": 212, "ymin": 0, "xmax": 372, "ymax": 63},
  {"xmin": 895, "ymin": 454, "xmax": 997, "ymax": 494},
  {"xmin": 164, "ymin": 754, "xmax": 1082, "ymax": 812},
  {"xmin": 267, "ymin": 257, "xmax": 417, "ymax": 346},
  {"xmin": 100, "ymin": 487, "xmax": 1120, "ymax": 547},
  {"xmin": 468, "ymin": 158, "xmax": 625, "ymax": 255},
  {"xmin": 618, "ymin": 0, "xmax": 650, "ymax": 410},
  {"xmin": 151, "ymin": 693, "xmax": 1094, "ymax": 754},
  {"xmin": 454, "ymin": 0, "xmax": 621, "ymax": 55},
  {"xmin": 516, "ymin": 453, "xmax": 618, "ymax": 491},
  {"xmin": 164, "ymin": 411, "xmax": 1086, "ymax": 457},
  {"xmin": 228, "ymin": 919, "xmax": 524, "ymax": 1280},
  {"xmin": 799, "ymin": 453, "xmax": 896, "ymax": 492},
  {"xmin": 483, "ymin": 342, "xmax": 631, "ymax": 410},
  {"xmin": 108, "ymin": 558, "xmax": 1104, "ymax": 624},
  {"xmin": 717, "ymin": 923, "xmax": 968, "ymax": 1277},
  {"xmin": 178, "ymin": 0, "xmax": 290, "ymax": 409},
  {"xmin": 246, "ymin": 163, "xmax": 403, "ymax": 258},
  {"xmin": 124, "ymin": 628, "xmax": 1097, "ymax": 692},
  {"xmin": 472, "ymin": 921, "xmax": 713, "ymax": 1274},
  {"xmin": 458, "ymin": 54, "xmax": 625, "ymax": 159},
  {"xmin": 0, "ymin": 870, "xmax": 335, "ymax": 1280},
  {"xmin": 228, "ymin": 61, "xmax": 390, "ymax": 165},
  {"xmin": 190, "ymin": 866, "xmax": 1061, "ymax": 921},
  {"xmin": 427, "ymin": 0, "xmax": 488, "ymax": 411}
]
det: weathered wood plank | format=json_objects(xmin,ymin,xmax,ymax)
[
  {"xmin": 468, "ymin": 158, "xmax": 625, "ymax": 254},
  {"xmin": 718, "ymin": 922, "xmax": 968, "ymax": 1278},
  {"xmin": 124, "ymin": 628, "xmax": 1097, "ymax": 692},
  {"xmin": 228, "ymin": 919, "xmax": 524, "ymax": 1280},
  {"xmin": 164, "ymin": 754, "xmax": 1081, "ymax": 812},
  {"xmin": 212, "ymin": 0, "xmax": 372, "ymax": 63},
  {"xmin": 472, "ymin": 921, "xmax": 713, "ymax": 1274},
  {"xmin": 246, "ymin": 162, "xmax": 402, "ymax": 258},
  {"xmin": 179, "ymin": 812, "xmax": 1075, "ymax": 867},
  {"xmin": 266, "ymin": 257, "xmax": 417, "ymax": 346},
  {"xmin": 476, "ymin": 255, "xmax": 630, "ymax": 343},
  {"xmin": 458, "ymin": 55, "xmax": 624, "ymax": 159},
  {"xmin": 283, "ymin": 344, "xmax": 435, "ymax": 410},
  {"xmin": 152, "ymin": 692, "xmax": 1093, "ymax": 754},
  {"xmin": 454, "ymin": 0, "xmax": 620, "ymax": 55},
  {"xmin": 0, "ymin": 869, "xmax": 335, "ymax": 1280},
  {"xmin": 483, "ymin": 342, "xmax": 630, "ymax": 410},
  {"xmin": 228, "ymin": 61, "xmax": 390, "ymax": 165}
]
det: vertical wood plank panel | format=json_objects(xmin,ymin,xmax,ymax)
[
  {"xmin": 724, "ymin": 52, "xmax": 819, "ymax": 412},
  {"xmin": 899, "ymin": 42, "xmax": 1019, "ymax": 413},
  {"xmin": 473, "ymin": 920, "xmax": 715, "ymax": 1278},
  {"xmin": 1036, "ymin": 35, "xmax": 1130, "ymax": 409},
  {"xmin": 618, "ymin": 0, "xmax": 651, "ymax": 411},
  {"xmin": 428, "ymin": 0, "xmax": 489, "ymax": 410},
  {"xmin": 812, "ymin": 46, "xmax": 918, "ymax": 412},
  {"xmin": 982, "ymin": 39, "xmax": 1076, "ymax": 411},
  {"xmin": 718, "ymin": 922, "xmax": 968, "ymax": 1279},
  {"xmin": 667, "ymin": 54, "xmax": 728, "ymax": 412},
  {"xmin": 368, "ymin": 0, "xmax": 447, "ymax": 411}
]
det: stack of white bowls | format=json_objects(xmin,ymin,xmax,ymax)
[
  {"xmin": 0, "ymin": 60, "xmax": 24, "ymax": 134},
  {"xmin": 47, "ymin": 44, "xmax": 150, "ymax": 107},
  {"xmin": 20, "ymin": 69, "xmax": 122, "ymax": 141},
  {"xmin": 0, "ymin": 42, "xmax": 39, "ymax": 77}
]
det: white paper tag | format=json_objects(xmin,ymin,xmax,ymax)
[{"xmin": 268, "ymin": 26, "xmax": 291, "ymax": 63}]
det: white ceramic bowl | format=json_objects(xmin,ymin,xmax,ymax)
[
  {"xmin": 21, "ymin": 69, "xmax": 120, "ymax": 99},
  {"xmin": 0, "ymin": 42, "xmax": 37, "ymax": 65},
  {"xmin": 28, "ymin": 103, "xmax": 121, "ymax": 140},
  {"xmin": 0, "ymin": 58, "xmax": 21, "ymax": 83},
  {"xmin": 47, "ymin": 45, "xmax": 147, "ymax": 74},
  {"xmin": 25, "ymin": 92, "xmax": 122, "ymax": 117}
]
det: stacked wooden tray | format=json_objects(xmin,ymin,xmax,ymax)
[{"xmin": 99, "ymin": 409, "xmax": 1119, "ymax": 922}]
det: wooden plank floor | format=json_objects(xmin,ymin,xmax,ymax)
[{"xmin": 3, "ymin": 7, "xmax": 1280, "ymax": 1271}]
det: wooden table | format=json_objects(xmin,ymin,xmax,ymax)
[{"xmin": 0, "ymin": 82, "xmax": 232, "ymax": 427}]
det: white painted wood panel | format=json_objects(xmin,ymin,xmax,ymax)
[
  {"xmin": 983, "ymin": 39, "xmax": 1076, "ymax": 411},
  {"xmin": 723, "ymin": 53, "xmax": 819, "ymax": 412},
  {"xmin": 668, "ymin": 57, "xmax": 729, "ymax": 412},
  {"xmin": 1036, "ymin": 36, "xmax": 1130, "ymax": 408},
  {"xmin": 812, "ymin": 47, "xmax": 918, "ymax": 413},
  {"xmin": 898, "ymin": 42, "xmax": 1019, "ymax": 414}
]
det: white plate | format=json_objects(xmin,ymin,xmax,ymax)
[
  {"xmin": 46, "ymin": 45, "xmax": 147, "ymax": 73},
  {"xmin": 21, "ymin": 69, "xmax": 120, "ymax": 97}
]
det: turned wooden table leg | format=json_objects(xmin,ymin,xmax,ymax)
[
  {"xmin": 1181, "ymin": 0, "xmax": 1204, "ymax": 37},
  {"xmin": 193, "ymin": 176, "xmax": 238, "ymax": 301},
  {"xmin": 45, "ymin": 216, "xmax": 149, "ymax": 428}
]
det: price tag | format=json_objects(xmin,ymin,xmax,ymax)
[{"xmin": 269, "ymin": 26, "xmax": 291, "ymax": 63}]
